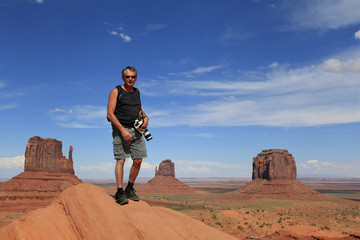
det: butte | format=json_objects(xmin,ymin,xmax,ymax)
[
  {"xmin": 237, "ymin": 149, "xmax": 322, "ymax": 198},
  {"xmin": 141, "ymin": 159, "xmax": 195, "ymax": 193},
  {"xmin": 0, "ymin": 136, "xmax": 81, "ymax": 212}
]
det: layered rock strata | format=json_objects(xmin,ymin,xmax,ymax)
[
  {"xmin": 252, "ymin": 149, "xmax": 296, "ymax": 180},
  {"xmin": 0, "ymin": 136, "xmax": 81, "ymax": 212},
  {"xmin": 155, "ymin": 159, "xmax": 175, "ymax": 177},
  {"xmin": 25, "ymin": 136, "xmax": 74, "ymax": 173},
  {"xmin": 238, "ymin": 149, "xmax": 321, "ymax": 198}
]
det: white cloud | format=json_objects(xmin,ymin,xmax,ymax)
[
  {"xmin": 179, "ymin": 166, "xmax": 212, "ymax": 175},
  {"xmin": 35, "ymin": 0, "xmax": 44, "ymax": 3},
  {"xmin": 0, "ymin": 155, "xmax": 24, "ymax": 169},
  {"xmin": 49, "ymin": 108, "xmax": 73, "ymax": 113},
  {"xmin": 49, "ymin": 105, "xmax": 107, "ymax": 128},
  {"xmin": 346, "ymin": 58, "xmax": 360, "ymax": 72},
  {"xmin": 0, "ymin": 81, "xmax": 6, "ymax": 88},
  {"xmin": 286, "ymin": 0, "xmax": 360, "ymax": 31},
  {"xmin": 298, "ymin": 159, "xmax": 360, "ymax": 178},
  {"xmin": 110, "ymin": 31, "xmax": 131, "ymax": 42},
  {"xmin": 181, "ymin": 65, "xmax": 224, "ymax": 77},
  {"xmin": 219, "ymin": 26, "xmax": 251, "ymax": 45},
  {"xmin": 268, "ymin": 62, "xmax": 279, "ymax": 68},
  {"xmin": 0, "ymin": 103, "xmax": 17, "ymax": 111},
  {"xmin": 175, "ymin": 160, "xmax": 251, "ymax": 177},
  {"xmin": 141, "ymin": 24, "xmax": 167, "ymax": 35},
  {"xmin": 78, "ymin": 160, "xmax": 156, "ymax": 173},
  {"xmin": 190, "ymin": 65, "xmax": 223, "ymax": 75},
  {"xmin": 355, "ymin": 30, "xmax": 360, "ymax": 39},
  {"xmin": 323, "ymin": 58, "xmax": 343, "ymax": 72},
  {"xmin": 147, "ymin": 49, "xmax": 360, "ymax": 127},
  {"xmin": 79, "ymin": 162, "xmax": 114, "ymax": 173}
]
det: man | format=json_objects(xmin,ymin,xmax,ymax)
[{"xmin": 107, "ymin": 66, "xmax": 149, "ymax": 205}]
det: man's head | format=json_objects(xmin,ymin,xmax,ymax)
[
  {"xmin": 122, "ymin": 66, "xmax": 137, "ymax": 78},
  {"xmin": 121, "ymin": 66, "xmax": 137, "ymax": 88}
]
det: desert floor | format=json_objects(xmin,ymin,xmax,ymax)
[
  {"xmin": 1, "ymin": 179, "xmax": 359, "ymax": 239},
  {"xmin": 104, "ymin": 179, "xmax": 360, "ymax": 239}
]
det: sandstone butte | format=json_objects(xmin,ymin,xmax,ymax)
[
  {"xmin": 0, "ymin": 183, "xmax": 238, "ymax": 240},
  {"xmin": 140, "ymin": 159, "xmax": 196, "ymax": 193},
  {"xmin": 0, "ymin": 136, "xmax": 81, "ymax": 212},
  {"xmin": 237, "ymin": 149, "xmax": 322, "ymax": 198}
]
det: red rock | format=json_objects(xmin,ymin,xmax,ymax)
[
  {"xmin": 155, "ymin": 159, "xmax": 175, "ymax": 177},
  {"xmin": 140, "ymin": 160, "xmax": 195, "ymax": 194},
  {"xmin": 0, "ymin": 183, "xmax": 238, "ymax": 240},
  {"xmin": 0, "ymin": 136, "xmax": 81, "ymax": 213},
  {"xmin": 25, "ymin": 136, "xmax": 74, "ymax": 174},
  {"xmin": 252, "ymin": 149, "xmax": 296, "ymax": 180},
  {"xmin": 238, "ymin": 149, "xmax": 322, "ymax": 198}
]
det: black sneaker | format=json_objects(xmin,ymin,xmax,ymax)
[
  {"xmin": 115, "ymin": 190, "xmax": 128, "ymax": 205},
  {"xmin": 125, "ymin": 187, "xmax": 140, "ymax": 201}
]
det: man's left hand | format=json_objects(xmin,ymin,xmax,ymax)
[{"xmin": 142, "ymin": 117, "xmax": 149, "ymax": 129}]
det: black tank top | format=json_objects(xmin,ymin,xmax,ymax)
[{"xmin": 114, "ymin": 85, "xmax": 141, "ymax": 127}]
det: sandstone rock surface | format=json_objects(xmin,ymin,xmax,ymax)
[
  {"xmin": 238, "ymin": 149, "xmax": 321, "ymax": 198},
  {"xmin": 0, "ymin": 136, "xmax": 81, "ymax": 212},
  {"xmin": 0, "ymin": 183, "xmax": 238, "ymax": 240},
  {"xmin": 252, "ymin": 149, "xmax": 296, "ymax": 180}
]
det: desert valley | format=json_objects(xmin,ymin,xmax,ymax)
[{"xmin": 0, "ymin": 137, "xmax": 359, "ymax": 239}]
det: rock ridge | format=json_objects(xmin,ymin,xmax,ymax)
[{"xmin": 0, "ymin": 183, "xmax": 238, "ymax": 240}]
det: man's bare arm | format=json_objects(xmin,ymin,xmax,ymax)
[
  {"xmin": 139, "ymin": 107, "xmax": 149, "ymax": 129},
  {"xmin": 107, "ymin": 88, "xmax": 133, "ymax": 142}
]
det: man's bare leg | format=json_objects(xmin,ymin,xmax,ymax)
[
  {"xmin": 114, "ymin": 158, "xmax": 128, "ymax": 205},
  {"xmin": 115, "ymin": 158, "xmax": 125, "ymax": 188},
  {"xmin": 129, "ymin": 158, "xmax": 142, "ymax": 183},
  {"xmin": 125, "ymin": 158, "xmax": 142, "ymax": 201}
]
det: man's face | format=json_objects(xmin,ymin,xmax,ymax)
[{"xmin": 122, "ymin": 69, "xmax": 137, "ymax": 87}]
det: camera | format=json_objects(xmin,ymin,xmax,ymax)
[{"xmin": 134, "ymin": 118, "xmax": 152, "ymax": 141}]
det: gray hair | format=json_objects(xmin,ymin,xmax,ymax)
[{"xmin": 121, "ymin": 66, "xmax": 137, "ymax": 78}]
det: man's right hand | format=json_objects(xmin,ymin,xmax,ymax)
[{"xmin": 121, "ymin": 130, "xmax": 133, "ymax": 143}]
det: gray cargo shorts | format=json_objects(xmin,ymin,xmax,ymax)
[{"xmin": 112, "ymin": 126, "xmax": 147, "ymax": 160}]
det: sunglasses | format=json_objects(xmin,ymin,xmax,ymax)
[{"xmin": 125, "ymin": 75, "xmax": 137, "ymax": 79}]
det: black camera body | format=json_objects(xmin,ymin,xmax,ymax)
[{"xmin": 134, "ymin": 118, "xmax": 152, "ymax": 141}]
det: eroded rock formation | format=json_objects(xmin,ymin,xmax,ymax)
[
  {"xmin": 25, "ymin": 136, "xmax": 74, "ymax": 173},
  {"xmin": 252, "ymin": 149, "xmax": 296, "ymax": 180},
  {"xmin": 238, "ymin": 149, "xmax": 321, "ymax": 198},
  {"xmin": 0, "ymin": 136, "xmax": 81, "ymax": 212},
  {"xmin": 155, "ymin": 159, "xmax": 175, "ymax": 177},
  {"xmin": 141, "ymin": 160, "xmax": 195, "ymax": 193}
]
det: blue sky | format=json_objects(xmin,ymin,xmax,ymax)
[{"xmin": 1, "ymin": 0, "xmax": 359, "ymax": 180}]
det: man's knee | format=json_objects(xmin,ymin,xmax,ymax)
[
  {"xmin": 133, "ymin": 158, "xmax": 142, "ymax": 167},
  {"xmin": 116, "ymin": 158, "xmax": 125, "ymax": 166}
]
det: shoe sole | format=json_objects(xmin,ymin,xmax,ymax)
[
  {"xmin": 127, "ymin": 197, "xmax": 140, "ymax": 201},
  {"xmin": 116, "ymin": 199, "xmax": 129, "ymax": 205},
  {"xmin": 112, "ymin": 194, "xmax": 129, "ymax": 205}
]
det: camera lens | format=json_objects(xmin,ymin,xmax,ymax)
[{"xmin": 143, "ymin": 129, "xmax": 152, "ymax": 141}]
